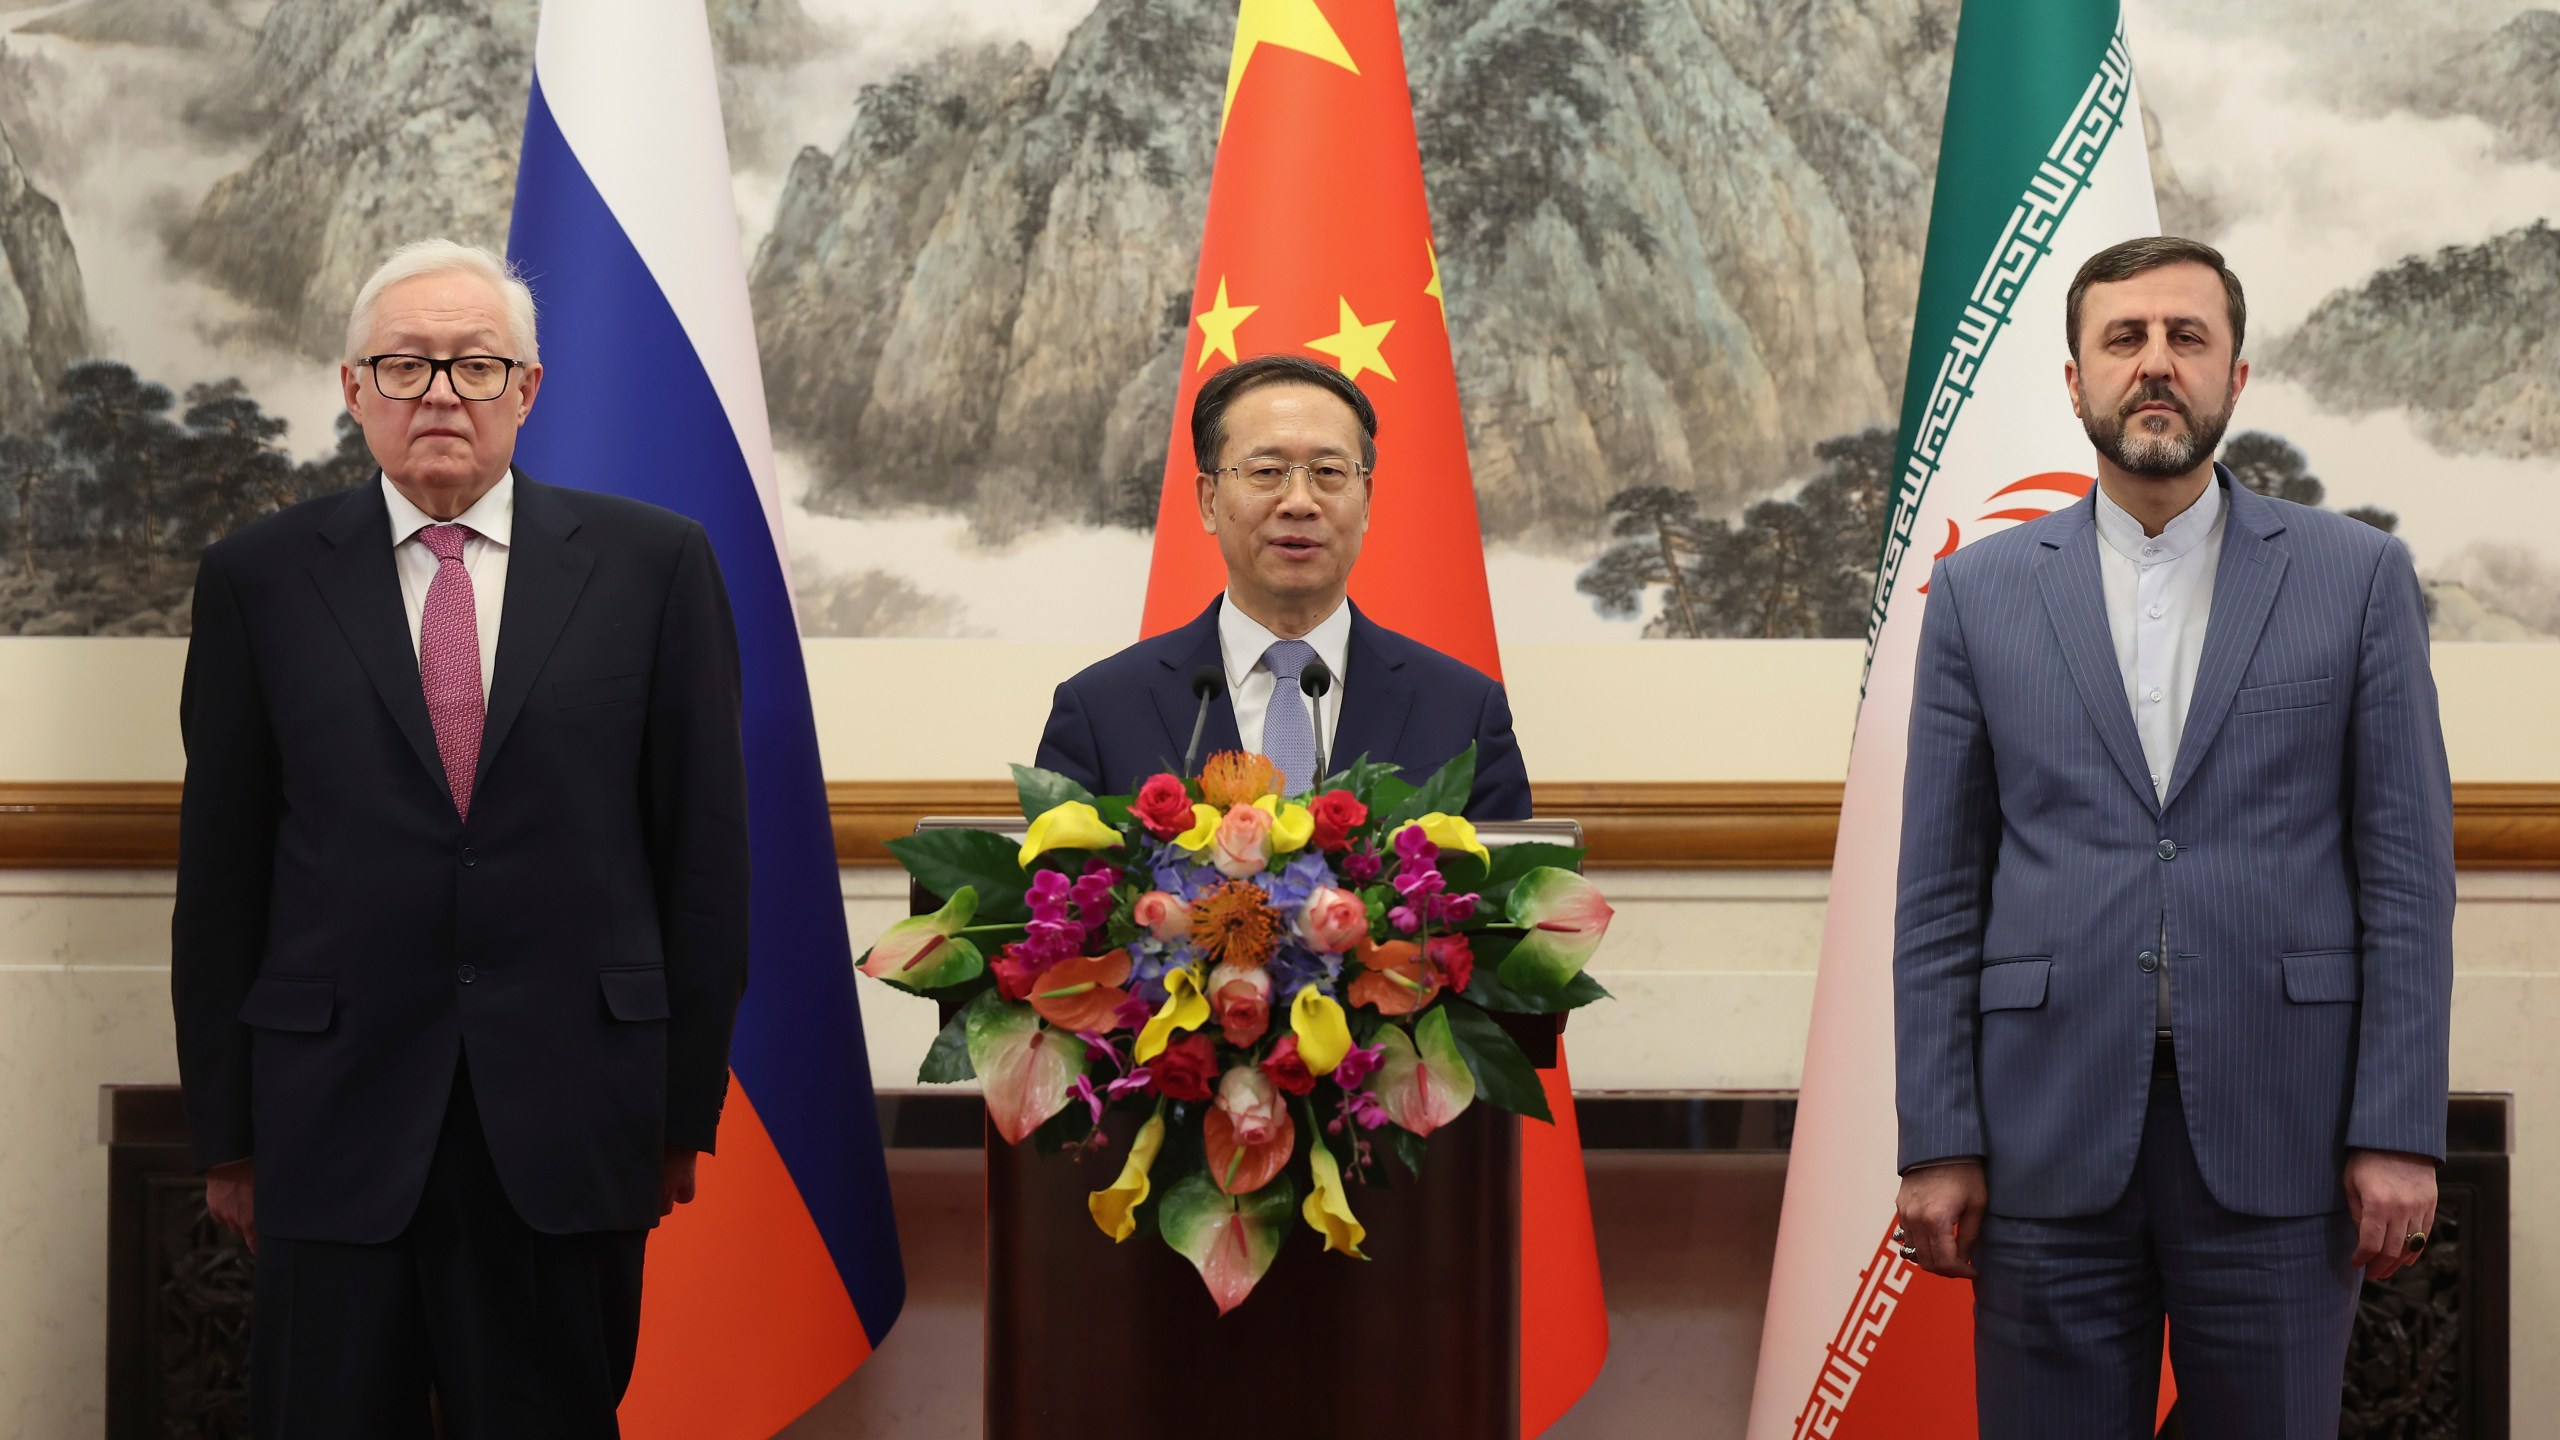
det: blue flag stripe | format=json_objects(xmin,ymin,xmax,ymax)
[{"xmin": 507, "ymin": 77, "xmax": 906, "ymax": 1342}]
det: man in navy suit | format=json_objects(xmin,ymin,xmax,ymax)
[
  {"xmin": 1891, "ymin": 238, "xmax": 2453, "ymax": 1438},
  {"xmin": 1037, "ymin": 353, "xmax": 1528, "ymax": 820},
  {"xmin": 172, "ymin": 240, "xmax": 746, "ymax": 1437}
]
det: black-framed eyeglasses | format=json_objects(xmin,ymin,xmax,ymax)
[
  {"xmin": 1213, "ymin": 457, "xmax": 1369, "ymax": 499},
  {"xmin": 358, "ymin": 354, "xmax": 524, "ymax": 402}
]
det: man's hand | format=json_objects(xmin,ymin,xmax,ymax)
[
  {"xmin": 205, "ymin": 1158, "xmax": 256, "ymax": 1253},
  {"xmin": 2345, "ymin": 1148, "xmax": 2437, "ymax": 1282},
  {"xmin": 1894, "ymin": 1161, "xmax": 1987, "ymax": 1279},
  {"xmin": 661, "ymin": 1149, "xmax": 700, "ymax": 1217}
]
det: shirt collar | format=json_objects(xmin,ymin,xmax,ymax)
[
  {"xmin": 2093, "ymin": 471, "xmax": 2222, "ymax": 566},
  {"xmin": 1218, "ymin": 593, "xmax": 1353, "ymax": 691},
  {"xmin": 382, "ymin": 470, "xmax": 516, "ymax": 549}
]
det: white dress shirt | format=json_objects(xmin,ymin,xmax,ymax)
[
  {"xmin": 383, "ymin": 471, "xmax": 513, "ymax": 705},
  {"xmin": 1217, "ymin": 593, "xmax": 1351, "ymax": 762},
  {"xmin": 2094, "ymin": 474, "xmax": 2225, "ymax": 1033},
  {"xmin": 2094, "ymin": 475, "xmax": 2225, "ymax": 801}
]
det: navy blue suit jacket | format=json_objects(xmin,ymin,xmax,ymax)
[
  {"xmin": 172, "ymin": 475, "xmax": 749, "ymax": 1242},
  {"xmin": 1893, "ymin": 472, "xmax": 2454, "ymax": 1220},
  {"xmin": 1035, "ymin": 597, "xmax": 1531, "ymax": 821}
]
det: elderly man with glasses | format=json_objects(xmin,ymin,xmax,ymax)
[
  {"xmin": 171, "ymin": 239, "xmax": 749, "ymax": 1438},
  {"xmin": 1036, "ymin": 352, "xmax": 1528, "ymax": 819}
]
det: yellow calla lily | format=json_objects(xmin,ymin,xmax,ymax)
[
  {"xmin": 1172, "ymin": 803, "xmax": 1223, "ymax": 853},
  {"xmin": 1017, "ymin": 801, "xmax": 1122, "ymax": 867},
  {"xmin": 1255, "ymin": 794, "xmax": 1316, "ymax": 854},
  {"xmin": 1134, "ymin": 966, "xmax": 1209, "ymax": 1063},
  {"xmin": 1089, "ymin": 1106, "xmax": 1168, "ymax": 1242},
  {"xmin": 1395, "ymin": 812, "xmax": 1491, "ymax": 865},
  {"xmin": 1290, "ymin": 985, "xmax": 1352, "ymax": 1075},
  {"xmin": 1302, "ymin": 1133, "xmax": 1367, "ymax": 1258}
]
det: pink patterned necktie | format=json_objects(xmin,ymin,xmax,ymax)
[{"xmin": 417, "ymin": 523, "xmax": 485, "ymax": 820}]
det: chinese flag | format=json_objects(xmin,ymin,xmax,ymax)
[{"xmin": 1138, "ymin": 2, "xmax": 1609, "ymax": 1430}]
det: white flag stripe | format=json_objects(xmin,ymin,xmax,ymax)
[
  {"xmin": 1748, "ymin": 23, "xmax": 2160, "ymax": 1436},
  {"xmin": 531, "ymin": 0, "xmax": 794, "ymax": 581}
]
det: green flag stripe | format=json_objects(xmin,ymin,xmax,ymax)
[{"xmin": 1866, "ymin": 9, "xmax": 2137, "ymax": 676}]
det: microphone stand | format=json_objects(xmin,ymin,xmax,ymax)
[{"xmin": 1300, "ymin": 661, "xmax": 1334, "ymax": 791}]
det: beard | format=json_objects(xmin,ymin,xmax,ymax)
[{"xmin": 2081, "ymin": 376, "xmax": 2235, "ymax": 477}]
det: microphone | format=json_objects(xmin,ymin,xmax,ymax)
[
  {"xmin": 1180, "ymin": 665, "xmax": 1222, "ymax": 777},
  {"xmin": 1299, "ymin": 660, "xmax": 1334, "ymax": 790}
]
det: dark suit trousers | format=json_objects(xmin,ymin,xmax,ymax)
[
  {"xmin": 249, "ymin": 1062, "xmax": 648, "ymax": 1439},
  {"xmin": 1970, "ymin": 1070, "xmax": 2362, "ymax": 1440}
]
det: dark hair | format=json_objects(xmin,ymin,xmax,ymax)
[
  {"xmin": 1189, "ymin": 353, "xmax": 1378, "ymax": 473},
  {"xmin": 2064, "ymin": 235, "xmax": 2247, "ymax": 361}
]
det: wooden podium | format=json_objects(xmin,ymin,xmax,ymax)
[{"xmin": 912, "ymin": 817, "xmax": 1576, "ymax": 1440}]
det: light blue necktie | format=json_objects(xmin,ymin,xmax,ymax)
[{"xmin": 1261, "ymin": 639, "xmax": 1319, "ymax": 796}]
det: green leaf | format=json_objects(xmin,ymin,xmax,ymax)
[
  {"xmin": 1011, "ymin": 764, "xmax": 1096, "ymax": 824},
  {"xmin": 1319, "ymin": 753, "xmax": 1404, "ymax": 797},
  {"xmin": 887, "ymin": 828, "xmax": 1031, "ymax": 921},
  {"xmin": 1462, "ymin": 963, "xmax": 1612, "ymax": 1014},
  {"xmin": 1438, "ymin": 1000, "xmax": 1552, "ymax": 1123},
  {"xmin": 965, "ymin": 995, "xmax": 1086, "ymax": 1145},
  {"xmin": 917, "ymin": 1000, "xmax": 979, "ymax": 1083},
  {"xmin": 1478, "ymin": 843, "xmax": 1588, "ymax": 910},
  {"xmin": 1156, "ymin": 1169, "xmax": 1294, "ymax": 1315},
  {"xmin": 1385, "ymin": 1124, "xmax": 1428, "ymax": 1181},
  {"xmin": 1383, "ymin": 743, "xmax": 1476, "ymax": 830}
]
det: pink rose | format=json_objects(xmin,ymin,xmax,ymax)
[
  {"xmin": 1209, "ymin": 801, "xmax": 1275, "ymax": 878},
  {"xmin": 1214, "ymin": 1066, "xmax": 1287, "ymax": 1147},
  {"xmin": 1132, "ymin": 890, "xmax": 1190, "ymax": 944},
  {"xmin": 1207, "ymin": 960, "xmax": 1274, "ymax": 1047},
  {"xmin": 1296, "ymin": 886, "xmax": 1369, "ymax": 954}
]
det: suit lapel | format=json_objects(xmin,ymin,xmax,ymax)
[
  {"xmin": 2033, "ymin": 502, "xmax": 2162, "ymax": 817},
  {"xmin": 309, "ymin": 482, "xmax": 448, "ymax": 796},
  {"xmin": 1149, "ymin": 600, "xmax": 1240, "ymax": 777},
  {"xmin": 473, "ymin": 476, "xmax": 593, "ymax": 797},
  {"xmin": 1330, "ymin": 606, "xmax": 1415, "ymax": 776},
  {"xmin": 2162, "ymin": 479, "xmax": 2289, "ymax": 810}
]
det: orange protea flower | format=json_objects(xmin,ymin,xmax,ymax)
[
  {"xmin": 1198, "ymin": 750, "xmax": 1282, "ymax": 809},
  {"xmin": 1190, "ymin": 879, "xmax": 1280, "ymax": 970}
]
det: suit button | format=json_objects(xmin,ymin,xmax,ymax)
[
  {"xmin": 2156, "ymin": 839, "xmax": 2178, "ymax": 860},
  {"xmin": 2138, "ymin": 950, "xmax": 2160, "ymax": 973},
  {"xmin": 461, "ymin": 847, "xmax": 478, "ymax": 868},
  {"xmin": 458, "ymin": 964, "xmax": 477, "ymax": 984}
]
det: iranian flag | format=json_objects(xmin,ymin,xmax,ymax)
[{"xmin": 1744, "ymin": 4, "xmax": 2171, "ymax": 1437}]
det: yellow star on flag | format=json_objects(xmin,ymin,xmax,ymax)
[
  {"xmin": 1424, "ymin": 239, "xmax": 1445, "ymax": 325},
  {"xmin": 1193, "ymin": 277, "xmax": 1259, "ymax": 371},
  {"xmin": 1221, "ymin": 0, "xmax": 1359, "ymax": 135},
  {"xmin": 1306, "ymin": 296, "xmax": 1396, "ymax": 384}
]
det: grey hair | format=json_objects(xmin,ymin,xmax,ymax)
[{"xmin": 344, "ymin": 239, "xmax": 540, "ymax": 364}]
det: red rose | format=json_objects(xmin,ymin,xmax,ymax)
[
  {"xmin": 1133, "ymin": 773, "xmax": 1197, "ymax": 840},
  {"xmin": 1307, "ymin": 789, "xmax": 1368, "ymax": 851},
  {"xmin": 1427, "ymin": 933, "xmax": 1475, "ymax": 995},
  {"xmin": 1260, "ymin": 1034, "xmax": 1318, "ymax": 1096},
  {"xmin": 1151, "ymin": 1033, "xmax": 1220, "ymax": 1101}
]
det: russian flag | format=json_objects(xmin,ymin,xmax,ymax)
[{"xmin": 505, "ymin": 2, "xmax": 905, "ymax": 1433}]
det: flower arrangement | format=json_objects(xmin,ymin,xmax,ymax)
[{"xmin": 858, "ymin": 745, "xmax": 1614, "ymax": 1312}]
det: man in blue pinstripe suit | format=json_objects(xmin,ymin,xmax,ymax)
[{"xmin": 1891, "ymin": 237, "xmax": 2455, "ymax": 1440}]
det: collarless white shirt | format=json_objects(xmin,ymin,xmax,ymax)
[
  {"xmin": 383, "ymin": 471, "xmax": 513, "ymax": 706},
  {"xmin": 1217, "ymin": 593, "xmax": 1352, "ymax": 762},
  {"xmin": 2093, "ymin": 474, "xmax": 2226, "ymax": 802}
]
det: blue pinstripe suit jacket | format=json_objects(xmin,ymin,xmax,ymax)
[{"xmin": 1892, "ymin": 470, "xmax": 2454, "ymax": 1219}]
